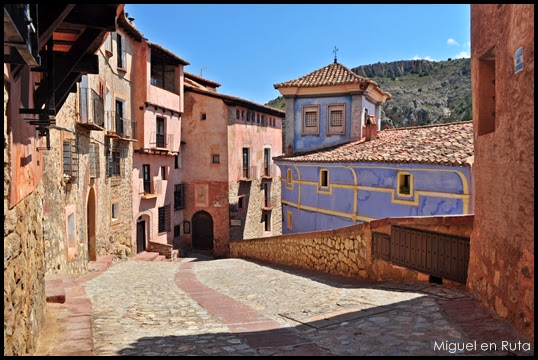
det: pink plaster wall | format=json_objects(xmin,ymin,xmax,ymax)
[
  {"xmin": 228, "ymin": 106, "xmax": 283, "ymax": 182},
  {"xmin": 130, "ymin": 40, "xmax": 185, "ymax": 247},
  {"xmin": 5, "ymin": 65, "xmax": 44, "ymax": 208}
]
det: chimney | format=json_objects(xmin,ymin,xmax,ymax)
[{"xmin": 364, "ymin": 115, "xmax": 378, "ymax": 141}]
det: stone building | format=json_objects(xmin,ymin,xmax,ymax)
[
  {"xmin": 128, "ymin": 25, "xmax": 189, "ymax": 257},
  {"xmin": 4, "ymin": 4, "xmax": 122, "ymax": 355},
  {"xmin": 182, "ymin": 72, "xmax": 285, "ymax": 256},
  {"xmin": 41, "ymin": 10, "xmax": 141, "ymax": 275},
  {"xmin": 466, "ymin": 4, "xmax": 534, "ymax": 340}
]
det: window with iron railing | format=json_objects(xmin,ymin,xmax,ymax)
[
  {"xmin": 106, "ymin": 148, "xmax": 125, "ymax": 178},
  {"xmin": 89, "ymin": 143, "xmax": 100, "ymax": 178},
  {"xmin": 174, "ymin": 184, "xmax": 185, "ymax": 210},
  {"xmin": 158, "ymin": 204, "xmax": 171, "ymax": 233}
]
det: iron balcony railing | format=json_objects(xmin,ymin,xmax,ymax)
[
  {"xmin": 79, "ymin": 88, "xmax": 105, "ymax": 128},
  {"xmin": 139, "ymin": 179, "xmax": 162, "ymax": 196},
  {"xmin": 241, "ymin": 165, "xmax": 258, "ymax": 180},
  {"xmin": 106, "ymin": 111, "xmax": 136, "ymax": 139},
  {"xmin": 262, "ymin": 164, "xmax": 279, "ymax": 178},
  {"xmin": 150, "ymin": 131, "xmax": 174, "ymax": 149}
]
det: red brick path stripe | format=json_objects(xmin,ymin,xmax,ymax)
[{"xmin": 175, "ymin": 261, "xmax": 332, "ymax": 355}]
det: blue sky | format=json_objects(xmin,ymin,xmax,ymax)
[{"xmin": 124, "ymin": 4, "xmax": 471, "ymax": 106}]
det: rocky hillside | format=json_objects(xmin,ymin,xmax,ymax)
[{"xmin": 266, "ymin": 58, "xmax": 471, "ymax": 129}]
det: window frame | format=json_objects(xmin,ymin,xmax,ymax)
[
  {"xmin": 174, "ymin": 184, "xmax": 185, "ymax": 210},
  {"xmin": 302, "ymin": 104, "xmax": 320, "ymax": 136},
  {"xmin": 111, "ymin": 201, "xmax": 120, "ymax": 225},
  {"xmin": 319, "ymin": 169, "xmax": 329, "ymax": 189},
  {"xmin": 326, "ymin": 103, "xmax": 346, "ymax": 136},
  {"xmin": 397, "ymin": 172, "xmax": 413, "ymax": 197}
]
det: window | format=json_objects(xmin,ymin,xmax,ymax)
[
  {"xmin": 238, "ymin": 195, "xmax": 246, "ymax": 211},
  {"xmin": 174, "ymin": 155, "xmax": 179, "ymax": 169},
  {"xmin": 115, "ymin": 99, "xmax": 125, "ymax": 136},
  {"xmin": 327, "ymin": 104, "xmax": 345, "ymax": 135},
  {"xmin": 63, "ymin": 140, "xmax": 73, "ymax": 175},
  {"xmin": 156, "ymin": 117, "xmax": 165, "ymax": 147},
  {"xmin": 320, "ymin": 169, "xmax": 329, "ymax": 188},
  {"xmin": 211, "ymin": 154, "xmax": 220, "ymax": 164},
  {"xmin": 241, "ymin": 110, "xmax": 245, "ymax": 119},
  {"xmin": 246, "ymin": 111, "xmax": 250, "ymax": 122},
  {"xmin": 161, "ymin": 166, "xmax": 166, "ymax": 180},
  {"xmin": 257, "ymin": 113, "xmax": 260, "ymax": 124},
  {"xmin": 286, "ymin": 169, "xmax": 292, "ymax": 187},
  {"xmin": 158, "ymin": 204, "xmax": 171, "ymax": 233},
  {"xmin": 107, "ymin": 149, "xmax": 123, "ymax": 178},
  {"xmin": 302, "ymin": 105, "xmax": 320, "ymax": 135},
  {"xmin": 201, "ymin": 113, "xmax": 206, "ymax": 120},
  {"xmin": 263, "ymin": 211, "xmax": 271, "ymax": 232},
  {"xmin": 63, "ymin": 139, "xmax": 78, "ymax": 183},
  {"xmin": 236, "ymin": 110, "xmax": 240, "ymax": 119},
  {"xmin": 478, "ymin": 47, "xmax": 496, "ymax": 135},
  {"xmin": 67, "ymin": 212, "xmax": 75, "ymax": 247},
  {"xmin": 174, "ymin": 225, "xmax": 180, "ymax": 238},
  {"xmin": 111, "ymin": 202, "xmax": 119, "ymax": 223},
  {"xmin": 261, "ymin": 114, "xmax": 265, "ymax": 126},
  {"xmin": 242, "ymin": 148, "xmax": 250, "ymax": 178},
  {"xmin": 287, "ymin": 211, "xmax": 293, "ymax": 231},
  {"xmin": 65, "ymin": 204, "xmax": 77, "ymax": 261},
  {"xmin": 263, "ymin": 148, "xmax": 271, "ymax": 176},
  {"xmin": 89, "ymin": 143, "xmax": 100, "ymax": 178},
  {"xmin": 143, "ymin": 164, "xmax": 151, "ymax": 194},
  {"xmin": 116, "ymin": 33, "xmax": 124, "ymax": 69},
  {"xmin": 263, "ymin": 182, "xmax": 271, "ymax": 208},
  {"xmin": 397, "ymin": 172, "xmax": 412, "ymax": 196},
  {"xmin": 105, "ymin": 32, "xmax": 113, "ymax": 54},
  {"xmin": 174, "ymin": 184, "xmax": 185, "ymax": 210}
]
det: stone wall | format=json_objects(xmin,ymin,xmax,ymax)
[
  {"xmin": 229, "ymin": 177, "xmax": 282, "ymax": 241},
  {"xmin": 467, "ymin": 4, "xmax": 534, "ymax": 340},
  {"xmin": 230, "ymin": 215, "xmax": 474, "ymax": 284},
  {"xmin": 4, "ymin": 81, "xmax": 46, "ymax": 355}
]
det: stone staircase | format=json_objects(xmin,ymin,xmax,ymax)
[{"xmin": 134, "ymin": 251, "xmax": 171, "ymax": 262}]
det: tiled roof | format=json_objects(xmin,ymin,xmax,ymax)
[
  {"xmin": 184, "ymin": 72, "xmax": 221, "ymax": 88},
  {"xmin": 276, "ymin": 121, "xmax": 474, "ymax": 167},
  {"xmin": 184, "ymin": 84, "xmax": 285, "ymax": 117},
  {"xmin": 147, "ymin": 41, "xmax": 190, "ymax": 65},
  {"xmin": 275, "ymin": 62, "xmax": 370, "ymax": 88}
]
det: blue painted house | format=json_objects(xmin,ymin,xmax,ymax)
[{"xmin": 273, "ymin": 61, "xmax": 474, "ymax": 234}]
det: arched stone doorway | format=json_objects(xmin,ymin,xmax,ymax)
[
  {"xmin": 192, "ymin": 211, "xmax": 214, "ymax": 250},
  {"xmin": 87, "ymin": 187, "xmax": 97, "ymax": 261}
]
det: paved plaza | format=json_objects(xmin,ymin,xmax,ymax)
[{"xmin": 36, "ymin": 254, "xmax": 534, "ymax": 356}]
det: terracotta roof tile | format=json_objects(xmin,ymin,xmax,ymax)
[
  {"xmin": 276, "ymin": 121, "xmax": 474, "ymax": 167},
  {"xmin": 274, "ymin": 62, "xmax": 368, "ymax": 88}
]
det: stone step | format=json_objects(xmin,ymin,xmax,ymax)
[
  {"xmin": 134, "ymin": 251, "xmax": 160, "ymax": 261},
  {"xmin": 154, "ymin": 255, "xmax": 166, "ymax": 262},
  {"xmin": 45, "ymin": 278, "xmax": 66, "ymax": 303}
]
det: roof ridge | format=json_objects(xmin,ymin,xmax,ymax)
[{"xmin": 383, "ymin": 120, "xmax": 473, "ymax": 132}]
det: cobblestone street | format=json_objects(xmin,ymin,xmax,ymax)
[{"xmin": 71, "ymin": 255, "xmax": 534, "ymax": 356}]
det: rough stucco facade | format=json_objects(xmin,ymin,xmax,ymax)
[
  {"xmin": 182, "ymin": 77, "xmax": 284, "ymax": 257},
  {"xmin": 467, "ymin": 4, "xmax": 534, "ymax": 340},
  {"xmin": 42, "ymin": 23, "xmax": 136, "ymax": 275}
]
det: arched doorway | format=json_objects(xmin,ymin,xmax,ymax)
[
  {"xmin": 87, "ymin": 187, "xmax": 97, "ymax": 261},
  {"xmin": 192, "ymin": 211, "xmax": 214, "ymax": 250}
]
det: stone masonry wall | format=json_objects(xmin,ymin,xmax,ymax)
[
  {"xmin": 467, "ymin": 4, "xmax": 534, "ymax": 341},
  {"xmin": 4, "ymin": 82, "xmax": 46, "ymax": 355},
  {"xmin": 229, "ymin": 177, "xmax": 282, "ymax": 241},
  {"xmin": 230, "ymin": 215, "xmax": 474, "ymax": 284}
]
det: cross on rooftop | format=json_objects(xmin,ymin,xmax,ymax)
[{"xmin": 333, "ymin": 46, "xmax": 338, "ymax": 63}]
